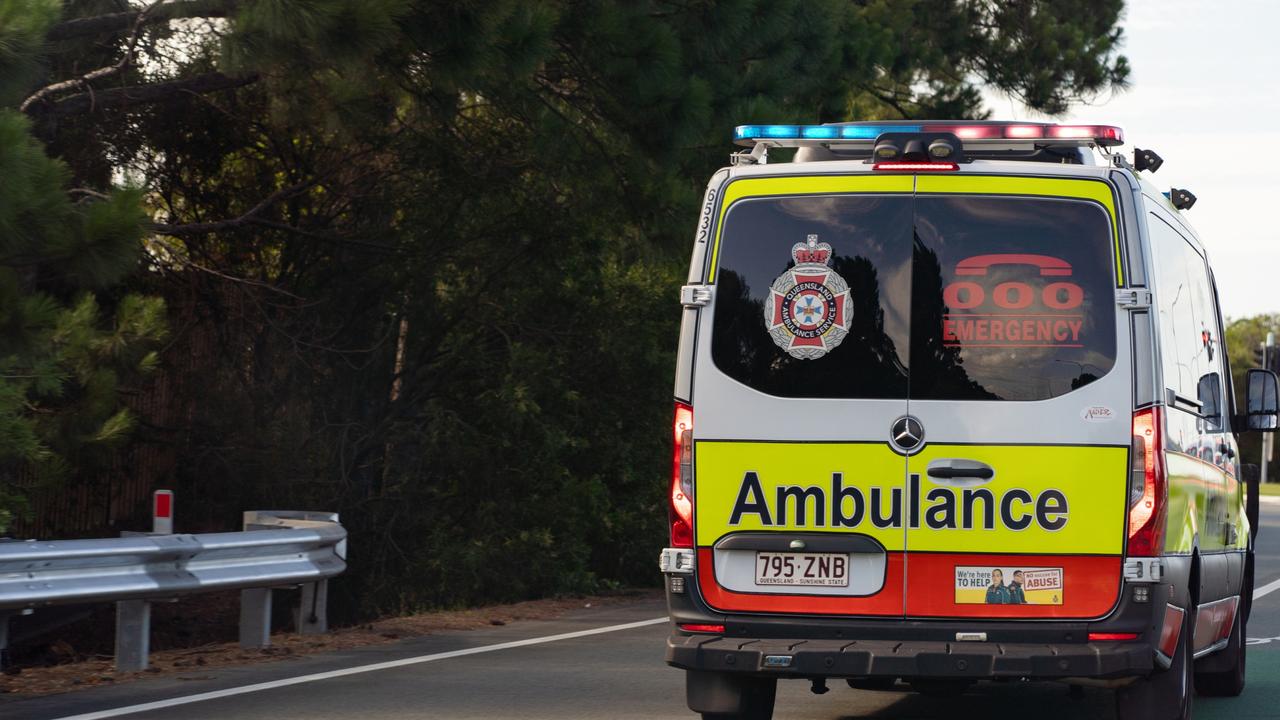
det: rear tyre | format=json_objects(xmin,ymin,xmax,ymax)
[
  {"xmin": 1115, "ymin": 604, "xmax": 1193, "ymax": 720},
  {"xmin": 1194, "ymin": 602, "xmax": 1246, "ymax": 697}
]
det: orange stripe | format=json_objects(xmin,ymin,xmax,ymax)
[
  {"xmin": 697, "ymin": 550, "xmax": 1122, "ymax": 619},
  {"xmin": 904, "ymin": 553, "xmax": 1121, "ymax": 619}
]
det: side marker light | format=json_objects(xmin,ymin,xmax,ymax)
[{"xmin": 1088, "ymin": 632, "xmax": 1140, "ymax": 641}]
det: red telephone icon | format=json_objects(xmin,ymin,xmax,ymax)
[{"xmin": 955, "ymin": 254, "xmax": 1073, "ymax": 277}]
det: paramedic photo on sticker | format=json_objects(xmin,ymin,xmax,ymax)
[{"xmin": 5, "ymin": 2, "xmax": 1280, "ymax": 720}]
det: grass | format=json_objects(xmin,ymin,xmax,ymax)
[{"xmin": 1259, "ymin": 483, "xmax": 1280, "ymax": 496}]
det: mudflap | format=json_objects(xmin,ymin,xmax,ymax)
[{"xmin": 686, "ymin": 670, "xmax": 777, "ymax": 715}]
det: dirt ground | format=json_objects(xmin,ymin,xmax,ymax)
[{"xmin": 0, "ymin": 588, "xmax": 661, "ymax": 699}]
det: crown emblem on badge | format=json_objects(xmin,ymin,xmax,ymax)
[
  {"xmin": 763, "ymin": 234, "xmax": 853, "ymax": 360},
  {"xmin": 791, "ymin": 234, "xmax": 832, "ymax": 265}
]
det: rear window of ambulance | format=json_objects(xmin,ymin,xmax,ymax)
[
  {"xmin": 709, "ymin": 192, "xmax": 1116, "ymax": 401},
  {"xmin": 909, "ymin": 195, "xmax": 1116, "ymax": 401},
  {"xmin": 710, "ymin": 195, "xmax": 914, "ymax": 399}
]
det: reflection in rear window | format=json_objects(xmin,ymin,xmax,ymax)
[
  {"xmin": 910, "ymin": 196, "xmax": 1116, "ymax": 401},
  {"xmin": 710, "ymin": 195, "xmax": 913, "ymax": 399}
]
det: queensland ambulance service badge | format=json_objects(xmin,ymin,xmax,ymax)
[{"xmin": 764, "ymin": 235, "xmax": 852, "ymax": 360}]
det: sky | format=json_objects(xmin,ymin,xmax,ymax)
[{"xmin": 985, "ymin": 0, "xmax": 1280, "ymax": 320}]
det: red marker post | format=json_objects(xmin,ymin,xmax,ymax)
[{"xmin": 153, "ymin": 490, "xmax": 174, "ymax": 535}]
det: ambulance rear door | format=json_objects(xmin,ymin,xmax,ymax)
[
  {"xmin": 691, "ymin": 175, "xmax": 914, "ymax": 616},
  {"xmin": 902, "ymin": 174, "xmax": 1132, "ymax": 620}
]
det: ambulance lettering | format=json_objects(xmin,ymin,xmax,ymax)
[
  {"xmin": 728, "ymin": 471, "xmax": 1069, "ymax": 532},
  {"xmin": 941, "ymin": 254, "xmax": 1086, "ymax": 348}
]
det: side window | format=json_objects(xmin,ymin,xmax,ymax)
[
  {"xmin": 1149, "ymin": 215, "xmax": 1223, "ymax": 428},
  {"xmin": 1209, "ymin": 273, "xmax": 1236, "ymax": 424}
]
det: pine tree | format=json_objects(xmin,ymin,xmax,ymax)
[{"xmin": 0, "ymin": 5, "xmax": 166, "ymax": 532}]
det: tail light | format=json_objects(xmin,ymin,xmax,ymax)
[
  {"xmin": 670, "ymin": 402, "xmax": 694, "ymax": 547},
  {"xmin": 1128, "ymin": 407, "xmax": 1167, "ymax": 556}
]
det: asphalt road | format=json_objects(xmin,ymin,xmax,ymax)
[{"xmin": 8, "ymin": 503, "xmax": 1280, "ymax": 720}]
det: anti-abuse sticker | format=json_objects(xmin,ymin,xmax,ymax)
[{"xmin": 955, "ymin": 566, "xmax": 1063, "ymax": 605}]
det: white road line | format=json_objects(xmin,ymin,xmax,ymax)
[
  {"xmin": 50, "ymin": 616, "xmax": 669, "ymax": 720},
  {"xmin": 1255, "ymin": 576, "xmax": 1280, "ymax": 601},
  {"xmin": 45, "ymin": 575, "xmax": 1280, "ymax": 719}
]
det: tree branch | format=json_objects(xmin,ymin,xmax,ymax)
[
  {"xmin": 151, "ymin": 179, "xmax": 317, "ymax": 236},
  {"xmin": 44, "ymin": 0, "xmax": 236, "ymax": 42},
  {"xmin": 21, "ymin": 0, "xmax": 166, "ymax": 113},
  {"xmin": 32, "ymin": 72, "xmax": 259, "ymax": 118}
]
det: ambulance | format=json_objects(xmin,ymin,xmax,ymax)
[{"xmin": 660, "ymin": 120, "xmax": 1278, "ymax": 720}]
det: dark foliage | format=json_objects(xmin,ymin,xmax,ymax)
[{"xmin": 1, "ymin": 0, "xmax": 1128, "ymax": 618}]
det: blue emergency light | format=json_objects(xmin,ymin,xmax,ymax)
[{"xmin": 734, "ymin": 124, "xmax": 924, "ymax": 141}]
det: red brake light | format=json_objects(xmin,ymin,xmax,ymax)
[
  {"xmin": 679, "ymin": 623, "xmax": 724, "ymax": 634},
  {"xmin": 873, "ymin": 162, "xmax": 959, "ymax": 172},
  {"xmin": 1127, "ymin": 407, "xmax": 1167, "ymax": 556},
  {"xmin": 1088, "ymin": 632, "xmax": 1139, "ymax": 641},
  {"xmin": 670, "ymin": 402, "xmax": 694, "ymax": 548}
]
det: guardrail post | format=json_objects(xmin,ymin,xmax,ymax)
[
  {"xmin": 0, "ymin": 612, "xmax": 11, "ymax": 669},
  {"xmin": 240, "ymin": 587, "xmax": 273, "ymax": 648},
  {"xmin": 296, "ymin": 580, "xmax": 329, "ymax": 635},
  {"xmin": 115, "ymin": 600, "xmax": 151, "ymax": 671}
]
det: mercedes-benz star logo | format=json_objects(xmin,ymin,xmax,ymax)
[{"xmin": 889, "ymin": 416, "xmax": 925, "ymax": 454}]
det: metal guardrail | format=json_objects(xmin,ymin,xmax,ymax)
[{"xmin": 0, "ymin": 510, "xmax": 346, "ymax": 671}]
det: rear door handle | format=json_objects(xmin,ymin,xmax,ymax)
[{"xmin": 926, "ymin": 459, "xmax": 995, "ymax": 486}]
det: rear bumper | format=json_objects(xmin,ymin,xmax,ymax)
[{"xmin": 667, "ymin": 633, "xmax": 1153, "ymax": 679}]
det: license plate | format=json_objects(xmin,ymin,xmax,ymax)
[{"xmin": 754, "ymin": 552, "xmax": 849, "ymax": 587}]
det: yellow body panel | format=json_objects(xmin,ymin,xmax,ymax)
[
  {"xmin": 694, "ymin": 441, "xmax": 906, "ymax": 549},
  {"xmin": 1163, "ymin": 452, "xmax": 1202, "ymax": 554},
  {"xmin": 695, "ymin": 441, "xmax": 1129, "ymax": 555},
  {"xmin": 1164, "ymin": 452, "xmax": 1248, "ymax": 554},
  {"xmin": 905, "ymin": 445, "xmax": 1127, "ymax": 555}
]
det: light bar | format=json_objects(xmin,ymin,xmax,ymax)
[{"xmin": 733, "ymin": 122, "xmax": 1124, "ymax": 147}]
